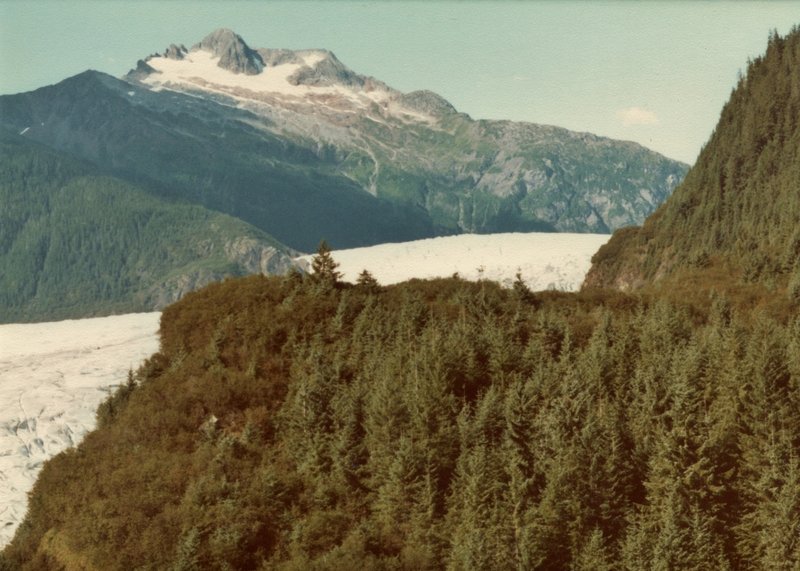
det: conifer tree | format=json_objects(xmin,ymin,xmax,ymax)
[
  {"xmin": 311, "ymin": 240, "xmax": 342, "ymax": 287},
  {"xmin": 512, "ymin": 270, "xmax": 536, "ymax": 305},
  {"xmin": 574, "ymin": 528, "xmax": 614, "ymax": 571},
  {"xmin": 355, "ymin": 269, "xmax": 380, "ymax": 292}
]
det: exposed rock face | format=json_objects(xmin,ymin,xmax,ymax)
[
  {"xmin": 147, "ymin": 268, "xmax": 220, "ymax": 308},
  {"xmin": 147, "ymin": 238, "xmax": 298, "ymax": 309},
  {"xmin": 255, "ymin": 48, "xmax": 305, "ymax": 67},
  {"xmin": 396, "ymin": 90, "xmax": 459, "ymax": 117},
  {"xmin": 163, "ymin": 43, "xmax": 187, "ymax": 60},
  {"xmin": 223, "ymin": 237, "xmax": 298, "ymax": 275},
  {"xmin": 288, "ymin": 52, "xmax": 370, "ymax": 88},
  {"xmin": 125, "ymin": 59, "xmax": 157, "ymax": 82},
  {"xmin": 192, "ymin": 28, "xmax": 264, "ymax": 74}
]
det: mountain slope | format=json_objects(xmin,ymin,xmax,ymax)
[
  {"xmin": 0, "ymin": 29, "xmax": 688, "ymax": 255},
  {"xmin": 129, "ymin": 29, "xmax": 689, "ymax": 236},
  {"xmin": 585, "ymin": 27, "xmax": 800, "ymax": 295},
  {"xmin": 0, "ymin": 230, "xmax": 606, "ymax": 546},
  {"xmin": 0, "ymin": 71, "xmax": 434, "ymax": 253},
  {"xmin": 0, "ymin": 131, "xmax": 296, "ymax": 322}
]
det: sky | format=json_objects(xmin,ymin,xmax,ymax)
[{"xmin": 1, "ymin": 1, "xmax": 797, "ymax": 164}]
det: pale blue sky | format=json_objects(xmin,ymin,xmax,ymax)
[{"xmin": 1, "ymin": 1, "xmax": 797, "ymax": 163}]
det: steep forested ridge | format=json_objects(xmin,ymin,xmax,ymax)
[
  {"xmin": 0, "ymin": 130, "xmax": 295, "ymax": 322},
  {"xmin": 2, "ymin": 274, "xmax": 799, "ymax": 570},
  {"xmin": 585, "ymin": 27, "xmax": 800, "ymax": 295}
]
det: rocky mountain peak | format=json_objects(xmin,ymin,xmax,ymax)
[
  {"xmin": 286, "ymin": 50, "xmax": 371, "ymax": 89},
  {"xmin": 163, "ymin": 43, "xmax": 187, "ymax": 60},
  {"xmin": 193, "ymin": 28, "xmax": 245, "ymax": 53},
  {"xmin": 192, "ymin": 28, "xmax": 264, "ymax": 75},
  {"xmin": 396, "ymin": 90, "xmax": 458, "ymax": 117}
]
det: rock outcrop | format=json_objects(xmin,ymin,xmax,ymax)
[{"xmin": 192, "ymin": 28, "xmax": 264, "ymax": 74}]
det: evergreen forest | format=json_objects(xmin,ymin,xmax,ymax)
[
  {"xmin": 0, "ymin": 130, "xmax": 293, "ymax": 322},
  {"xmin": 2, "ymin": 273, "xmax": 799, "ymax": 569},
  {"xmin": 3, "ymin": 26, "xmax": 800, "ymax": 571}
]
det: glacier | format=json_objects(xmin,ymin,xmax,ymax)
[
  {"xmin": 0, "ymin": 313, "xmax": 161, "ymax": 547},
  {"xmin": 296, "ymin": 232, "xmax": 611, "ymax": 291}
]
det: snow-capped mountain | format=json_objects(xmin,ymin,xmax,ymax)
[
  {"xmin": 130, "ymin": 28, "xmax": 451, "ymax": 126},
  {"xmin": 118, "ymin": 29, "xmax": 687, "ymax": 239}
]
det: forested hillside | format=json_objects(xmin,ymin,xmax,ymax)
[
  {"xmin": 585, "ymin": 27, "xmax": 800, "ymax": 295},
  {"xmin": 2, "ymin": 271, "xmax": 798, "ymax": 570},
  {"xmin": 0, "ymin": 131, "xmax": 295, "ymax": 322}
]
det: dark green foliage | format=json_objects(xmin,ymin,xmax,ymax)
[
  {"xmin": 310, "ymin": 241, "xmax": 342, "ymax": 288},
  {"xmin": 4, "ymin": 27, "xmax": 800, "ymax": 571},
  {"xmin": 586, "ymin": 26, "xmax": 800, "ymax": 294},
  {"xmin": 512, "ymin": 270, "xmax": 537, "ymax": 306},
  {"xmin": 0, "ymin": 131, "xmax": 294, "ymax": 322},
  {"xmin": 4, "ymin": 275, "xmax": 799, "ymax": 570},
  {"xmin": 356, "ymin": 269, "xmax": 381, "ymax": 293}
]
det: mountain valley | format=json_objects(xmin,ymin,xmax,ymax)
[
  {"xmin": 2, "ymin": 22, "xmax": 799, "ymax": 571},
  {"xmin": 0, "ymin": 28, "xmax": 687, "ymax": 321}
]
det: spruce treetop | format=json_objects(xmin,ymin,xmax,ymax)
[{"xmin": 311, "ymin": 240, "xmax": 342, "ymax": 285}]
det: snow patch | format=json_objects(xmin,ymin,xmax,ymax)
[
  {"xmin": 144, "ymin": 49, "xmax": 365, "ymax": 100},
  {"xmin": 301, "ymin": 52, "xmax": 326, "ymax": 67},
  {"xmin": 296, "ymin": 232, "xmax": 611, "ymax": 291},
  {"xmin": 0, "ymin": 312, "xmax": 160, "ymax": 547}
]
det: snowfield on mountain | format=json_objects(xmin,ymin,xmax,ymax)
[{"xmin": 0, "ymin": 27, "xmax": 685, "ymax": 322}]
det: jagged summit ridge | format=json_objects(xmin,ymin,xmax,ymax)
[
  {"xmin": 128, "ymin": 28, "xmax": 371, "ymax": 88},
  {"xmin": 192, "ymin": 28, "xmax": 264, "ymax": 74},
  {"xmin": 163, "ymin": 43, "xmax": 187, "ymax": 60},
  {"xmin": 123, "ymin": 29, "xmax": 455, "ymax": 124}
]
